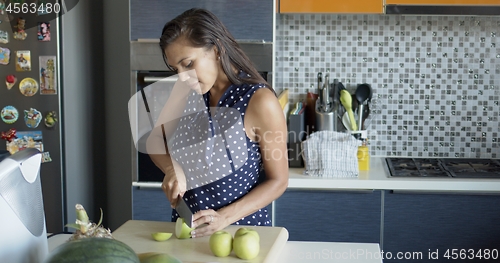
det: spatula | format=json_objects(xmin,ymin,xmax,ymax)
[{"xmin": 339, "ymin": 89, "xmax": 357, "ymax": 131}]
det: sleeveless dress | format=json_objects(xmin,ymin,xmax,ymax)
[{"xmin": 169, "ymin": 80, "xmax": 271, "ymax": 226}]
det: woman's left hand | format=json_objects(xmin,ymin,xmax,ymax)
[{"xmin": 190, "ymin": 209, "xmax": 228, "ymax": 238}]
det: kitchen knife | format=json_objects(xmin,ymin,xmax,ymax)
[{"xmin": 175, "ymin": 197, "xmax": 194, "ymax": 228}]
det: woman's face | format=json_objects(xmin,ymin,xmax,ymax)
[{"xmin": 164, "ymin": 36, "xmax": 225, "ymax": 94}]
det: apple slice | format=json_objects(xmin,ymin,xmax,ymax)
[
  {"xmin": 151, "ymin": 232, "xmax": 173, "ymax": 241},
  {"xmin": 175, "ymin": 218, "xmax": 194, "ymax": 239}
]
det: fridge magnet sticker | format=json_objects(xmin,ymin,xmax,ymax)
[
  {"xmin": 1, "ymin": 105, "xmax": 19, "ymax": 124},
  {"xmin": 1, "ymin": 128, "xmax": 17, "ymax": 143},
  {"xmin": 16, "ymin": 50, "xmax": 31, "ymax": 71},
  {"xmin": 0, "ymin": 30, "xmax": 8, "ymax": 44},
  {"xmin": 24, "ymin": 108, "xmax": 42, "ymax": 128},
  {"xmin": 0, "ymin": 47, "xmax": 10, "ymax": 65},
  {"xmin": 19, "ymin": 77, "xmax": 38, "ymax": 96},
  {"xmin": 5, "ymin": 131, "xmax": 47, "ymax": 162},
  {"xmin": 13, "ymin": 17, "xmax": 27, "ymax": 40},
  {"xmin": 6, "ymin": 74, "xmax": 16, "ymax": 90},
  {"xmin": 39, "ymin": 56, "xmax": 57, "ymax": 94},
  {"xmin": 0, "ymin": 1, "xmax": 5, "ymax": 15},
  {"xmin": 37, "ymin": 22, "xmax": 50, "ymax": 41},
  {"xmin": 44, "ymin": 111, "xmax": 57, "ymax": 128}
]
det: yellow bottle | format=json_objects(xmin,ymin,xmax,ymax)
[{"xmin": 357, "ymin": 139, "xmax": 370, "ymax": 171}]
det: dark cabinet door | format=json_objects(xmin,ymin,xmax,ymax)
[
  {"xmin": 130, "ymin": 0, "xmax": 273, "ymax": 42},
  {"xmin": 132, "ymin": 187, "xmax": 173, "ymax": 221},
  {"xmin": 384, "ymin": 191, "xmax": 500, "ymax": 262},
  {"xmin": 274, "ymin": 190, "xmax": 382, "ymax": 243}
]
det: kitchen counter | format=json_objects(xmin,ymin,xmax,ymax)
[
  {"xmin": 134, "ymin": 157, "xmax": 500, "ymax": 193},
  {"xmin": 288, "ymin": 157, "xmax": 500, "ymax": 193},
  {"xmin": 47, "ymin": 220, "xmax": 383, "ymax": 263}
]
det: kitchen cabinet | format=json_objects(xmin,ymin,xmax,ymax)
[
  {"xmin": 132, "ymin": 187, "xmax": 273, "ymax": 223},
  {"xmin": 385, "ymin": 0, "xmax": 500, "ymax": 5},
  {"xmin": 130, "ymin": 0, "xmax": 273, "ymax": 42},
  {"xmin": 274, "ymin": 190, "xmax": 382, "ymax": 243},
  {"xmin": 279, "ymin": 0, "xmax": 383, "ymax": 14},
  {"xmin": 132, "ymin": 187, "xmax": 173, "ymax": 221},
  {"xmin": 383, "ymin": 191, "xmax": 500, "ymax": 263}
]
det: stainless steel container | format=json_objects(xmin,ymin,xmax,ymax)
[{"xmin": 315, "ymin": 109, "xmax": 338, "ymax": 131}]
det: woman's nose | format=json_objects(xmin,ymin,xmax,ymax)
[{"xmin": 177, "ymin": 70, "xmax": 190, "ymax": 82}]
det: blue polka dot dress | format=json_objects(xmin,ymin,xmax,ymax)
[{"xmin": 170, "ymin": 80, "xmax": 271, "ymax": 226}]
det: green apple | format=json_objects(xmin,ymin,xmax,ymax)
[
  {"xmin": 233, "ymin": 231, "xmax": 260, "ymax": 260},
  {"xmin": 209, "ymin": 230, "xmax": 233, "ymax": 257},
  {"xmin": 151, "ymin": 232, "xmax": 173, "ymax": 241},
  {"xmin": 175, "ymin": 218, "xmax": 194, "ymax": 239},
  {"xmin": 137, "ymin": 252, "xmax": 182, "ymax": 263},
  {"xmin": 234, "ymin": 227, "xmax": 260, "ymax": 242}
]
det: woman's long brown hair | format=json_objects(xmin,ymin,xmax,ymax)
[{"xmin": 159, "ymin": 8, "xmax": 272, "ymax": 92}]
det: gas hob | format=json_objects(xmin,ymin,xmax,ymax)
[{"xmin": 385, "ymin": 158, "xmax": 500, "ymax": 178}]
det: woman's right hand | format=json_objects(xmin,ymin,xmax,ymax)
[{"xmin": 161, "ymin": 161, "xmax": 187, "ymax": 208}]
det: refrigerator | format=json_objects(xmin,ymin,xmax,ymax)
[{"xmin": 0, "ymin": 0, "xmax": 64, "ymax": 233}]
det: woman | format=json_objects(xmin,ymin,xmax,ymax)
[{"xmin": 149, "ymin": 8, "xmax": 288, "ymax": 238}]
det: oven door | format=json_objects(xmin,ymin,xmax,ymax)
[{"xmin": 133, "ymin": 71, "xmax": 178, "ymax": 183}]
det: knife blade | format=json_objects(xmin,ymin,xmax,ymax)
[{"xmin": 175, "ymin": 197, "xmax": 193, "ymax": 228}]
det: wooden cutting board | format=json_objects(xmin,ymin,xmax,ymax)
[{"xmin": 112, "ymin": 220, "xmax": 289, "ymax": 263}]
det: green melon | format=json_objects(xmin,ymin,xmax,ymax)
[{"xmin": 44, "ymin": 237, "xmax": 140, "ymax": 263}]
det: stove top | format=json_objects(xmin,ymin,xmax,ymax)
[{"xmin": 386, "ymin": 158, "xmax": 500, "ymax": 178}]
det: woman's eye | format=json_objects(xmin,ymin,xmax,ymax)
[{"xmin": 185, "ymin": 61, "xmax": 193, "ymax": 68}]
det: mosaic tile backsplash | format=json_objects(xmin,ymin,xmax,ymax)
[{"xmin": 275, "ymin": 14, "xmax": 500, "ymax": 158}]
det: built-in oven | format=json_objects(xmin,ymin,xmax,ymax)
[{"xmin": 130, "ymin": 40, "xmax": 273, "ymax": 183}]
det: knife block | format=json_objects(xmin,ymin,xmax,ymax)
[{"xmin": 287, "ymin": 113, "xmax": 305, "ymax": 167}]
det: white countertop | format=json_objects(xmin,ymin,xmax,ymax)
[
  {"xmin": 133, "ymin": 157, "xmax": 500, "ymax": 193},
  {"xmin": 288, "ymin": 157, "xmax": 500, "ymax": 193}
]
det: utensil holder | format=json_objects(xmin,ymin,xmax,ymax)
[{"xmin": 315, "ymin": 110, "xmax": 338, "ymax": 132}]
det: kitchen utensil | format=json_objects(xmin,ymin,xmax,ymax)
[
  {"xmin": 317, "ymin": 73, "xmax": 323, "ymax": 106},
  {"xmin": 355, "ymin": 84, "xmax": 371, "ymax": 130},
  {"xmin": 175, "ymin": 197, "xmax": 193, "ymax": 228},
  {"xmin": 339, "ymin": 89, "xmax": 357, "ymax": 131},
  {"xmin": 342, "ymin": 112, "xmax": 353, "ymax": 131},
  {"xmin": 361, "ymin": 103, "xmax": 370, "ymax": 130}
]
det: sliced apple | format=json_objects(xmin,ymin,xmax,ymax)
[
  {"xmin": 151, "ymin": 232, "xmax": 173, "ymax": 241},
  {"xmin": 175, "ymin": 218, "xmax": 194, "ymax": 239}
]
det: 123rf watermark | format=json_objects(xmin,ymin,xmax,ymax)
[{"xmin": 290, "ymin": 248, "xmax": 499, "ymax": 261}]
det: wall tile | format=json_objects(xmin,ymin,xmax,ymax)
[{"xmin": 276, "ymin": 14, "xmax": 500, "ymax": 158}]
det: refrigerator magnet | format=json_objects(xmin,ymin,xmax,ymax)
[
  {"xmin": 13, "ymin": 17, "xmax": 27, "ymax": 40},
  {"xmin": 0, "ymin": 30, "xmax": 8, "ymax": 44},
  {"xmin": 37, "ymin": 22, "xmax": 50, "ymax": 41},
  {"xmin": 19, "ymin": 77, "xmax": 38, "ymax": 96},
  {"xmin": 6, "ymin": 74, "xmax": 16, "ymax": 90},
  {"xmin": 0, "ymin": 47, "xmax": 10, "ymax": 65},
  {"xmin": 0, "ymin": 0, "xmax": 5, "ymax": 15},
  {"xmin": 44, "ymin": 111, "xmax": 57, "ymax": 128},
  {"xmin": 1, "ymin": 106, "xmax": 19, "ymax": 124},
  {"xmin": 16, "ymin": 50, "xmax": 31, "ymax": 71},
  {"xmin": 24, "ymin": 108, "xmax": 42, "ymax": 128},
  {"xmin": 39, "ymin": 56, "xmax": 57, "ymax": 94}
]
